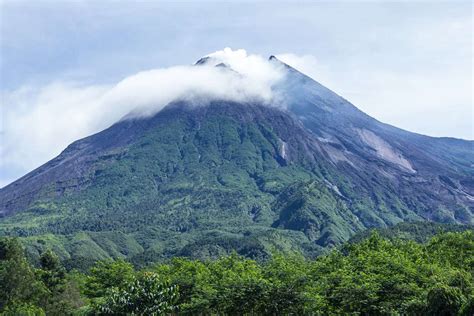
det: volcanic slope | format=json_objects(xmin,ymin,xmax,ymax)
[{"xmin": 0, "ymin": 56, "xmax": 472, "ymax": 268}]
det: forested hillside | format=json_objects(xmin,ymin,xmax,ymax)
[
  {"xmin": 1, "ymin": 230, "xmax": 473, "ymax": 315},
  {"xmin": 1, "ymin": 57, "xmax": 473, "ymax": 267}
]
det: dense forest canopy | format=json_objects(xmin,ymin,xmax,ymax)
[{"xmin": 1, "ymin": 229, "xmax": 473, "ymax": 315}]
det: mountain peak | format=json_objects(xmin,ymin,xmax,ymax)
[
  {"xmin": 197, "ymin": 52, "xmax": 282, "ymax": 67},
  {"xmin": 194, "ymin": 57, "xmax": 231, "ymax": 70},
  {"xmin": 1, "ymin": 48, "xmax": 473, "ymax": 268},
  {"xmin": 194, "ymin": 56, "xmax": 212, "ymax": 65}
]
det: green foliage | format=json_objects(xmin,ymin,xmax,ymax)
[
  {"xmin": 1, "ymin": 230, "xmax": 473, "ymax": 315},
  {"xmin": 93, "ymin": 272, "xmax": 178, "ymax": 315},
  {"xmin": 427, "ymin": 230, "xmax": 474, "ymax": 271},
  {"xmin": 351, "ymin": 221, "xmax": 474, "ymax": 244},
  {"xmin": 84, "ymin": 259, "xmax": 135, "ymax": 299},
  {"xmin": 260, "ymin": 253, "xmax": 309, "ymax": 314},
  {"xmin": 153, "ymin": 257, "xmax": 214, "ymax": 312},
  {"xmin": 38, "ymin": 249, "xmax": 66, "ymax": 290},
  {"xmin": 308, "ymin": 234, "xmax": 426, "ymax": 313},
  {"xmin": 0, "ymin": 302, "xmax": 45, "ymax": 316},
  {"xmin": 0, "ymin": 238, "xmax": 46, "ymax": 310},
  {"xmin": 152, "ymin": 231, "xmax": 474, "ymax": 315},
  {"xmin": 38, "ymin": 249, "xmax": 83, "ymax": 316},
  {"xmin": 0, "ymin": 239, "xmax": 84, "ymax": 315},
  {"xmin": 207, "ymin": 253, "xmax": 268, "ymax": 314},
  {"xmin": 426, "ymin": 285, "xmax": 466, "ymax": 316}
]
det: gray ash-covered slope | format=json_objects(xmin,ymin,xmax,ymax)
[
  {"xmin": 0, "ymin": 56, "xmax": 472, "ymax": 266},
  {"xmin": 271, "ymin": 56, "xmax": 474, "ymax": 222}
]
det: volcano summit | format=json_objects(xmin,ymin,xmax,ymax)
[{"xmin": 1, "ymin": 49, "xmax": 472, "ymax": 268}]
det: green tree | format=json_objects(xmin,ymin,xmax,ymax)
[
  {"xmin": 0, "ymin": 238, "xmax": 46, "ymax": 312},
  {"xmin": 307, "ymin": 233, "xmax": 429, "ymax": 314},
  {"xmin": 427, "ymin": 231, "xmax": 474, "ymax": 271},
  {"xmin": 36, "ymin": 249, "xmax": 80, "ymax": 315},
  {"xmin": 208, "ymin": 253, "xmax": 268, "ymax": 314},
  {"xmin": 38, "ymin": 250, "xmax": 66, "ymax": 290},
  {"xmin": 261, "ymin": 253, "xmax": 309, "ymax": 314},
  {"xmin": 94, "ymin": 272, "xmax": 179, "ymax": 315},
  {"xmin": 153, "ymin": 257, "xmax": 214, "ymax": 313},
  {"xmin": 426, "ymin": 285, "xmax": 466, "ymax": 316},
  {"xmin": 84, "ymin": 259, "xmax": 135, "ymax": 299},
  {"xmin": 0, "ymin": 302, "xmax": 45, "ymax": 316},
  {"xmin": 460, "ymin": 295, "xmax": 474, "ymax": 316}
]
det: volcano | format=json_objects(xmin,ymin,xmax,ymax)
[{"xmin": 1, "ymin": 55, "xmax": 472, "ymax": 267}]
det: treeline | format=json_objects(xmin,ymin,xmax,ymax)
[{"xmin": 1, "ymin": 231, "xmax": 473, "ymax": 315}]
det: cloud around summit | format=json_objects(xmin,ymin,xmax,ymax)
[{"xmin": 0, "ymin": 48, "xmax": 288, "ymax": 187}]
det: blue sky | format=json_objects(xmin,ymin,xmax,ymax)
[{"xmin": 0, "ymin": 0, "xmax": 472, "ymax": 187}]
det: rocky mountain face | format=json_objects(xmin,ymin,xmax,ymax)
[{"xmin": 0, "ymin": 57, "xmax": 472, "ymax": 267}]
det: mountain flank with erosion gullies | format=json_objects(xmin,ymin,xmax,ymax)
[{"xmin": 0, "ymin": 55, "xmax": 473, "ymax": 268}]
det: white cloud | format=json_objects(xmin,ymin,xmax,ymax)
[
  {"xmin": 0, "ymin": 48, "xmax": 286, "ymax": 186},
  {"xmin": 104, "ymin": 48, "xmax": 285, "ymax": 118},
  {"xmin": 1, "ymin": 83, "xmax": 110, "ymax": 178}
]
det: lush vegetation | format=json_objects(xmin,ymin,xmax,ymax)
[
  {"xmin": 3, "ymin": 103, "xmax": 470, "ymax": 268},
  {"xmin": 1, "ymin": 230, "xmax": 473, "ymax": 315},
  {"xmin": 350, "ymin": 221, "xmax": 474, "ymax": 243}
]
